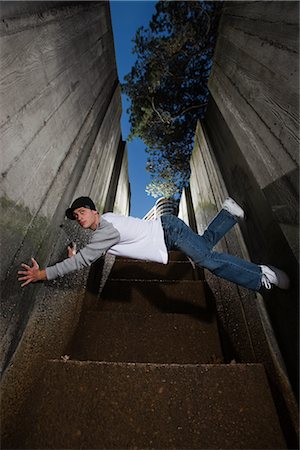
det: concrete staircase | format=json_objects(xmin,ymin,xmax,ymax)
[{"xmin": 5, "ymin": 253, "xmax": 286, "ymax": 449}]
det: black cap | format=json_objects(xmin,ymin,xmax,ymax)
[{"xmin": 65, "ymin": 196, "xmax": 97, "ymax": 220}]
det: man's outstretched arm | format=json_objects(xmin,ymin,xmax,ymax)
[
  {"xmin": 17, "ymin": 218, "xmax": 120, "ymax": 287},
  {"xmin": 18, "ymin": 258, "xmax": 47, "ymax": 287},
  {"xmin": 18, "ymin": 245, "xmax": 75, "ymax": 288}
]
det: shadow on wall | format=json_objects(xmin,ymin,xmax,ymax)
[
  {"xmin": 0, "ymin": 195, "xmax": 90, "ymax": 373},
  {"xmin": 203, "ymin": 100, "xmax": 299, "ymax": 396},
  {"xmin": 0, "ymin": 195, "xmax": 93, "ymax": 440}
]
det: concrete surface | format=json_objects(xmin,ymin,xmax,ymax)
[
  {"xmin": 2, "ymin": 252, "xmax": 287, "ymax": 449},
  {"xmin": 208, "ymin": 1, "xmax": 299, "ymax": 258},
  {"xmin": 98, "ymin": 279, "xmax": 212, "ymax": 316},
  {"xmin": 68, "ymin": 310, "xmax": 223, "ymax": 364},
  {"xmin": 4, "ymin": 361, "xmax": 286, "ymax": 449},
  {"xmin": 1, "ymin": 266, "xmax": 89, "ymax": 443},
  {"xmin": 0, "ymin": 0, "xmax": 129, "ymax": 375},
  {"xmin": 178, "ymin": 2, "xmax": 299, "ymax": 444},
  {"xmin": 0, "ymin": 1, "xmax": 130, "ymax": 441},
  {"xmin": 179, "ymin": 119, "xmax": 298, "ymax": 448},
  {"xmin": 109, "ymin": 258, "xmax": 204, "ymax": 280}
]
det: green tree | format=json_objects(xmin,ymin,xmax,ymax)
[
  {"xmin": 123, "ymin": 1, "xmax": 222, "ymax": 195},
  {"xmin": 145, "ymin": 179, "xmax": 179, "ymax": 199}
]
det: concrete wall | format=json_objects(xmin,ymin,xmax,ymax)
[
  {"xmin": 179, "ymin": 121, "xmax": 298, "ymax": 446},
  {"xmin": 0, "ymin": 1, "xmax": 130, "ymax": 431},
  {"xmin": 104, "ymin": 140, "xmax": 131, "ymax": 216},
  {"xmin": 179, "ymin": 1, "xmax": 299, "ymax": 442},
  {"xmin": 179, "ymin": 121, "xmax": 271, "ymax": 366},
  {"xmin": 208, "ymin": 1, "xmax": 299, "ymax": 260},
  {"xmin": 204, "ymin": 0, "xmax": 299, "ymax": 389},
  {"xmin": 113, "ymin": 142, "xmax": 131, "ymax": 216}
]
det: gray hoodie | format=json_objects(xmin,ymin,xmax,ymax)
[{"xmin": 46, "ymin": 218, "xmax": 120, "ymax": 280}]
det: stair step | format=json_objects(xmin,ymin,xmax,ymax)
[
  {"xmin": 13, "ymin": 361, "xmax": 286, "ymax": 449},
  {"xmin": 69, "ymin": 311, "xmax": 222, "ymax": 364},
  {"xmin": 109, "ymin": 259, "xmax": 203, "ymax": 281},
  {"xmin": 96, "ymin": 280, "xmax": 210, "ymax": 314},
  {"xmin": 168, "ymin": 251, "xmax": 190, "ymax": 261}
]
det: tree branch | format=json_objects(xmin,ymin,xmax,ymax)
[
  {"xmin": 149, "ymin": 97, "xmax": 172, "ymax": 124},
  {"xmin": 178, "ymin": 102, "xmax": 208, "ymax": 117}
]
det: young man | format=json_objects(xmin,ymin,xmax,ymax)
[{"xmin": 18, "ymin": 196, "xmax": 290, "ymax": 291}]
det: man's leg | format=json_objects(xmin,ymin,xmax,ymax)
[
  {"xmin": 202, "ymin": 198, "xmax": 244, "ymax": 249},
  {"xmin": 180, "ymin": 221, "xmax": 261, "ymax": 291},
  {"xmin": 161, "ymin": 213, "xmax": 261, "ymax": 291},
  {"xmin": 161, "ymin": 202, "xmax": 290, "ymax": 291}
]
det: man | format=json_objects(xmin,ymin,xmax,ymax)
[{"xmin": 18, "ymin": 196, "xmax": 290, "ymax": 291}]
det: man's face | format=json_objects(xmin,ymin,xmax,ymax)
[{"xmin": 73, "ymin": 207, "xmax": 98, "ymax": 230}]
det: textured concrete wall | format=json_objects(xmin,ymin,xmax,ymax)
[
  {"xmin": 203, "ymin": 0, "xmax": 299, "ymax": 390},
  {"xmin": 113, "ymin": 143, "xmax": 131, "ymax": 216},
  {"xmin": 179, "ymin": 121, "xmax": 298, "ymax": 445},
  {"xmin": 208, "ymin": 1, "xmax": 299, "ymax": 260},
  {"xmin": 103, "ymin": 140, "xmax": 130, "ymax": 216},
  {"xmin": 179, "ymin": 121, "xmax": 264, "ymax": 365},
  {"xmin": 179, "ymin": 1, "xmax": 299, "ymax": 441},
  {"xmin": 0, "ymin": 1, "xmax": 129, "ymax": 427}
]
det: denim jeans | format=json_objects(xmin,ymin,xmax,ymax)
[{"xmin": 161, "ymin": 210, "xmax": 262, "ymax": 291}]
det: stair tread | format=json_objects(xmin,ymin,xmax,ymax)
[
  {"xmin": 69, "ymin": 311, "xmax": 222, "ymax": 363},
  {"xmin": 17, "ymin": 361, "xmax": 286, "ymax": 449},
  {"xmin": 116, "ymin": 251, "xmax": 190, "ymax": 262},
  {"xmin": 97, "ymin": 279, "xmax": 210, "ymax": 314},
  {"xmin": 109, "ymin": 259, "xmax": 203, "ymax": 281}
]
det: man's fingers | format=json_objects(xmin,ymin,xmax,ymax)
[
  {"xmin": 18, "ymin": 258, "xmax": 41, "ymax": 287},
  {"xmin": 31, "ymin": 258, "xmax": 39, "ymax": 269},
  {"xmin": 18, "ymin": 275, "xmax": 28, "ymax": 280}
]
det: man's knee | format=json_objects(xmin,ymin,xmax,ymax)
[{"xmin": 181, "ymin": 247, "xmax": 211, "ymax": 267}]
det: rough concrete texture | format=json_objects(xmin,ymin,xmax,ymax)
[
  {"xmin": 206, "ymin": 4, "xmax": 299, "ymax": 393},
  {"xmin": 113, "ymin": 142, "xmax": 131, "ymax": 215},
  {"xmin": 1, "ymin": 266, "xmax": 89, "ymax": 440},
  {"xmin": 4, "ymin": 361, "xmax": 286, "ymax": 450},
  {"xmin": 0, "ymin": 1, "xmax": 130, "ymax": 442},
  {"xmin": 203, "ymin": 96, "xmax": 299, "ymax": 397},
  {"xmin": 179, "ymin": 118, "xmax": 299, "ymax": 447},
  {"xmin": 105, "ymin": 140, "xmax": 131, "ymax": 215},
  {"xmin": 1, "ymin": 0, "xmax": 129, "ymax": 388},
  {"xmin": 98, "ymin": 279, "xmax": 212, "ymax": 315},
  {"xmin": 208, "ymin": 1, "xmax": 299, "ymax": 259},
  {"xmin": 68, "ymin": 311, "xmax": 223, "ymax": 364},
  {"xmin": 167, "ymin": 250, "xmax": 190, "ymax": 261},
  {"xmin": 2, "ymin": 253, "xmax": 286, "ymax": 449},
  {"xmin": 179, "ymin": 1, "xmax": 299, "ymax": 439},
  {"xmin": 179, "ymin": 120, "xmax": 260, "ymax": 363}
]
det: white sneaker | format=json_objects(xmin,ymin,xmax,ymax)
[
  {"xmin": 260, "ymin": 265, "xmax": 290, "ymax": 290},
  {"xmin": 222, "ymin": 197, "xmax": 245, "ymax": 220}
]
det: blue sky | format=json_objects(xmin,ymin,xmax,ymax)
[{"xmin": 110, "ymin": 1, "xmax": 157, "ymax": 218}]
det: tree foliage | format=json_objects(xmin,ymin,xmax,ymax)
[
  {"xmin": 145, "ymin": 179, "xmax": 179, "ymax": 199},
  {"xmin": 122, "ymin": 1, "xmax": 222, "ymax": 198}
]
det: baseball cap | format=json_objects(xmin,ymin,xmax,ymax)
[{"xmin": 65, "ymin": 196, "xmax": 97, "ymax": 220}]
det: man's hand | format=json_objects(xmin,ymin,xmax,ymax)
[
  {"xmin": 18, "ymin": 258, "xmax": 47, "ymax": 287},
  {"xmin": 67, "ymin": 242, "xmax": 77, "ymax": 258}
]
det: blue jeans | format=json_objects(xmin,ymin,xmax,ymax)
[{"xmin": 161, "ymin": 210, "xmax": 262, "ymax": 291}]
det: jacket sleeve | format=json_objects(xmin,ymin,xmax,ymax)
[{"xmin": 45, "ymin": 219, "xmax": 120, "ymax": 280}]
